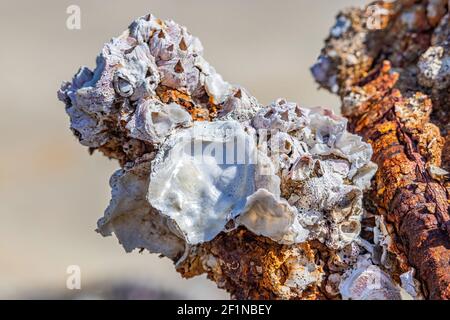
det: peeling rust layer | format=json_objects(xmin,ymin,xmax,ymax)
[
  {"xmin": 312, "ymin": 0, "xmax": 450, "ymax": 299},
  {"xmin": 313, "ymin": 0, "xmax": 450, "ymax": 299},
  {"xmin": 353, "ymin": 62, "xmax": 449, "ymax": 299}
]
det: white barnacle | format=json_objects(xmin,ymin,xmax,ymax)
[
  {"xmin": 418, "ymin": 45, "xmax": 450, "ymax": 89},
  {"xmin": 114, "ymin": 43, "xmax": 160, "ymax": 100},
  {"xmin": 114, "ymin": 71, "xmax": 135, "ymax": 97},
  {"xmin": 400, "ymin": 269, "xmax": 424, "ymax": 300},
  {"xmin": 126, "ymin": 99, "xmax": 192, "ymax": 144},
  {"xmin": 339, "ymin": 255, "xmax": 413, "ymax": 300},
  {"xmin": 129, "ymin": 14, "xmax": 163, "ymax": 43},
  {"xmin": 237, "ymin": 189, "xmax": 310, "ymax": 244},
  {"xmin": 205, "ymin": 73, "xmax": 233, "ymax": 104}
]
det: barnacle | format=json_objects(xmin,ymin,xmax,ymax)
[{"xmin": 339, "ymin": 255, "xmax": 408, "ymax": 300}]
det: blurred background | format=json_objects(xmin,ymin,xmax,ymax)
[{"xmin": 0, "ymin": 0, "xmax": 367, "ymax": 299}]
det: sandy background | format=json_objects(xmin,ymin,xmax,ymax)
[{"xmin": 0, "ymin": 0, "xmax": 367, "ymax": 299}]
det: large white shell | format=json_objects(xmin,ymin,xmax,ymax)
[{"xmin": 148, "ymin": 121, "xmax": 257, "ymax": 244}]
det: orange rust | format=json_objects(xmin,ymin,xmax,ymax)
[
  {"xmin": 156, "ymin": 85, "xmax": 194, "ymax": 109},
  {"xmin": 155, "ymin": 85, "xmax": 222, "ymax": 121},
  {"xmin": 346, "ymin": 61, "xmax": 450, "ymax": 299},
  {"xmin": 190, "ymin": 107, "xmax": 210, "ymax": 121},
  {"xmin": 177, "ymin": 228, "xmax": 326, "ymax": 300}
]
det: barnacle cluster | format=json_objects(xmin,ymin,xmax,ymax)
[{"xmin": 59, "ymin": 12, "xmax": 426, "ymax": 299}]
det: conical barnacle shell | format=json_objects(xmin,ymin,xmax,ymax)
[
  {"xmin": 204, "ymin": 73, "xmax": 233, "ymax": 104},
  {"xmin": 126, "ymin": 99, "xmax": 192, "ymax": 144},
  {"xmin": 339, "ymin": 255, "xmax": 412, "ymax": 300},
  {"xmin": 113, "ymin": 43, "xmax": 161, "ymax": 100},
  {"xmin": 237, "ymin": 189, "xmax": 310, "ymax": 244},
  {"xmin": 128, "ymin": 14, "xmax": 163, "ymax": 43},
  {"xmin": 217, "ymin": 87, "xmax": 263, "ymax": 122},
  {"xmin": 114, "ymin": 71, "xmax": 135, "ymax": 98}
]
